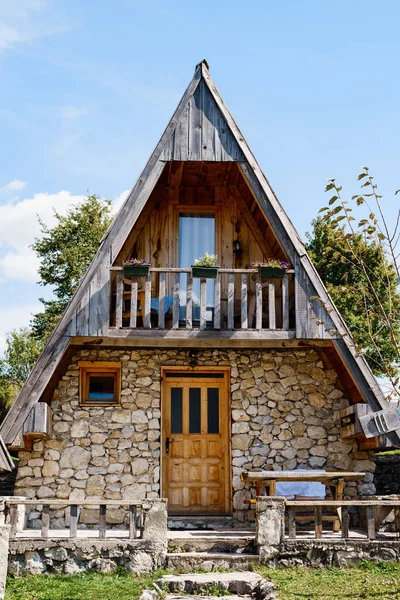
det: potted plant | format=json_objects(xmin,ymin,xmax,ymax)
[
  {"xmin": 122, "ymin": 258, "xmax": 151, "ymax": 277},
  {"xmin": 251, "ymin": 259, "xmax": 290, "ymax": 279},
  {"xmin": 191, "ymin": 253, "xmax": 219, "ymax": 279}
]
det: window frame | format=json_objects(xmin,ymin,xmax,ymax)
[
  {"xmin": 175, "ymin": 205, "xmax": 219, "ymax": 267},
  {"xmin": 78, "ymin": 361, "xmax": 121, "ymax": 407}
]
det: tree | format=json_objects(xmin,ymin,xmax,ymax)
[
  {"xmin": 0, "ymin": 328, "xmax": 43, "ymax": 421},
  {"xmin": 308, "ymin": 168, "xmax": 400, "ymax": 397},
  {"xmin": 0, "ymin": 378, "xmax": 18, "ymax": 424},
  {"xmin": 0, "ymin": 328, "xmax": 43, "ymax": 386},
  {"xmin": 306, "ymin": 217, "xmax": 400, "ymax": 379},
  {"xmin": 31, "ymin": 195, "xmax": 112, "ymax": 342}
]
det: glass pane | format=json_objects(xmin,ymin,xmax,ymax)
[
  {"xmin": 208, "ymin": 388, "xmax": 219, "ymax": 434},
  {"xmin": 178, "ymin": 213, "xmax": 215, "ymax": 322},
  {"xmin": 171, "ymin": 388, "xmax": 183, "ymax": 434},
  {"xmin": 166, "ymin": 372, "xmax": 224, "ymax": 379},
  {"xmin": 88, "ymin": 375, "xmax": 115, "ymax": 401},
  {"xmin": 189, "ymin": 388, "xmax": 201, "ymax": 434}
]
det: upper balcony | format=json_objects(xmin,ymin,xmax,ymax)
[{"xmin": 109, "ymin": 266, "xmax": 295, "ymax": 340}]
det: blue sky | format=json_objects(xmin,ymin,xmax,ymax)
[{"xmin": 0, "ymin": 0, "xmax": 399, "ymax": 353}]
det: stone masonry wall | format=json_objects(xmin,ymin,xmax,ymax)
[{"xmin": 14, "ymin": 348, "xmax": 376, "ymax": 525}]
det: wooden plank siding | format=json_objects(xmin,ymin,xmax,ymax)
[{"xmin": 160, "ymin": 80, "xmax": 246, "ymax": 162}]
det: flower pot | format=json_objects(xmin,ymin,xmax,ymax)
[
  {"xmin": 191, "ymin": 266, "xmax": 219, "ymax": 279},
  {"xmin": 258, "ymin": 267, "xmax": 286, "ymax": 279},
  {"xmin": 123, "ymin": 265, "xmax": 150, "ymax": 277}
]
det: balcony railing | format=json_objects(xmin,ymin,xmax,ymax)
[{"xmin": 110, "ymin": 267, "xmax": 294, "ymax": 333}]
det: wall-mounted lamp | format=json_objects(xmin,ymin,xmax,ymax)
[
  {"xmin": 233, "ymin": 240, "xmax": 242, "ymax": 255},
  {"xmin": 188, "ymin": 350, "xmax": 198, "ymax": 367}
]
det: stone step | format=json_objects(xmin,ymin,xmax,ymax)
[
  {"xmin": 166, "ymin": 552, "xmax": 260, "ymax": 572},
  {"xmin": 157, "ymin": 571, "xmax": 274, "ymax": 597},
  {"xmin": 167, "ymin": 535, "xmax": 256, "ymax": 554},
  {"xmin": 165, "ymin": 595, "xmax": 253, "ymax": 600},
  {"xmin": 168, "ymin": 516, "xmax": 236, "ymax": 530}
]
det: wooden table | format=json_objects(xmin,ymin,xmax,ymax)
[
  {"xmin": 241, "ymin": 470, "xmax": 366, "ymax": 499},
  {"xmin": 241, "ymin": 470, "xmax": 366, "ymax": 531}
]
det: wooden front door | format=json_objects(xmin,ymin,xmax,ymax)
[{"xmin": 162, "ymin": 368, "xmax": 231, "ymax": 514}]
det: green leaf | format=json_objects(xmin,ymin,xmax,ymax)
[
  {"xmin": 358, "ymin": 173, "xmax": 368, "ymax": 180},
  {"xmin": 319, "ymin": 207, "xmax": 329, "ymax": 213},
  {"xmin": 331, "ymin": 205, "xmax": 343, "ymax": 215},
  {"xmin": 336, "ymin": 216, "xmax": 346, "ymax": 222},
  {"xmin": 329, "ymin": 196, "xmax": 338, "ymax": 205},
  {"xmin": 325, "ymin": 183, "xmax": 335, "ymax": 191}
]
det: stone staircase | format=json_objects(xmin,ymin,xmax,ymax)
[
  {"xmin": 166, "ymin": 518, "xmax": 259, "ymax": 571},
  {"xmin": 140, "ymin": 571, "xmax": 277, "ymax": 600}
]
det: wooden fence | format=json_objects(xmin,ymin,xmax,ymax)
[
  {"xmin": 3, "ymin": 499, "xmax": 144, "ymax": 541},
  {"xmin": 284, "ymin": 499, "xmax": 400, "ymax": 540},
  {"xmin": 112, "ymin": 267, "xmax": 294, "ymax": 331}
]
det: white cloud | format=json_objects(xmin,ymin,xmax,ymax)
[
  {"xmin": 0, "ymin": 190, "xmax": 86, "ymax": 283},
  {"xmin": 0, "ymin": 179, "xmax": 28, "ymax": 193},
  {"xmin": 0, "ymin": 1, "xmax": 65, "ymax": 53},
  {"xmin": 0, "ymin": 302, "xmax": 42, "ymax": 356},
  {"xmin": 112, "ymin": 189, "xmax": 130, "ymax": 215},
  {"xmin": 61, "ymin": 105, "xmax": 88, "ymax": 121},
  {"xmin": 0, "ymin": 188, "xmax": 127, "ymax": 283}
]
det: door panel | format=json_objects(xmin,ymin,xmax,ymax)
[{"xmin": 162, "ymin": 370, "xmax": 230, "ymax": 514}]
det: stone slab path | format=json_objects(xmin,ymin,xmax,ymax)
[{"xmin": 156, "ymin": 571, "xmax": 273, "ymax": 596}]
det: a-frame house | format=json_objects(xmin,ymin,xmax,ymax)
[{"xmin": 1, "ymin": 61, "xmax": 398, "ymax": 522}]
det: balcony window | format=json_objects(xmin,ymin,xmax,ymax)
[{"xmin": 178, "ymin": 213, "xmax": 215, "ymax": 323}]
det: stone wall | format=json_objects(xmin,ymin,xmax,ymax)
[
  {"xmin": 260, "ymin": 539, "xmax": 400, "ymax": 567},
  {"xmin": 8, "ymin": 539, "xmax": 164, "ymax": 576},
  {"xmin": 14, "ymin": 347, "xmax": 376, "ymax": 525}
]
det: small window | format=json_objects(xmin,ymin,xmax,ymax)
[{"xmin": 79, "ymin": 362, "xmax": 121, "ymax": 406}]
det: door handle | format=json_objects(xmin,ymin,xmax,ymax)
[{"xmin": 166, "ymin": 437, "xmax": 170, "ymax": 454}]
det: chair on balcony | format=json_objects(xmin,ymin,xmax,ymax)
[{"xmin": 123, "ymin": 289, "xmax": 174, "ymax": 327}]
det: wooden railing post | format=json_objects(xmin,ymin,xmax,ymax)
[
  {"xmin": 70, "ymin": 505, "xmax": 78, "ymax": 538},
  {"xmin": 99, "ymin": 504, "xmax": 106, "ymax": 540},
  {"xmin": 172, "ymin": 273, "xmax": 179, "ymax": 329},
  {"xmin": 282, "ymin": 274, "xmax": 289, "ymax": 330},
  {"xmin": 116, "ymin": 271, "xmax": 123, "ymax": 328},
  {"xmin": 268, "ymin": 280, "xmax": 276, "ymax": 329},
  {"xmin": 186, "ymin": 273, "xmax": 193, "ymax": 329},
  {"xmin": 367, "ymin": 506, "xmax": 376, "ymax": 540},
  {"xmin": 158, "ymin": 272, "xmax": 166, "ymax": 329},
  {"xmin": 227, "ymin": 273, "xmax": 234, "ymax": 330},
  {"xmin": 41, "ymin": 505, "xmax": 49, "ymax": 539},
  {"xmin": 341, "ymin": 506, "xmax": 349, "ymax": 539},
  {"xmin": 288, "ymin": 505, "xmax": 296, "ymax": 539},
  {"xmin": 255, "ymin": 276, "xmax": 262, "ymax": 330},
  {"xmin": 314, "ymin": 506, "xmax": 323, "ymax": 539},
  {"xmin": 214, "ymin": 274, "xmax": 221, "ymax": 330},
  {"xmin": 144, "ymin": 274, "xmax": 152, "ymax": 329},
  {"xmin": 241, "ymin": 274, "xmax": 248, "ymax": 329},
  {"xmin": 129, "ymin": 505, "xmax": 137, "ymax": 540},
  {"xmin": 199, "ymin": 278, "xmax": 207, "ymax": 330},
  {"xmin": 130, "ymin": 280, "xmax": 138, "ymax": 329}
]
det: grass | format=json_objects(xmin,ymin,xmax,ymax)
[
  {"xmin": 257, "ymin": 561, "xmax": 400, "ymax": 600},
  {"xmin": 376, "ymin": 449, "xmax": 400, "ymax": 456},
  {"xmin": 5, "ymin": 569, "xmax": 165, "ymax": 600},
  {"xmin": 5, "ymin": 562, "xmax": 400, "ymax": 600}
]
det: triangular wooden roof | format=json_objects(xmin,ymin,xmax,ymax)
[{"xmin": 1, "ymin": 60, "xmax": 399, "ymax": 447}]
